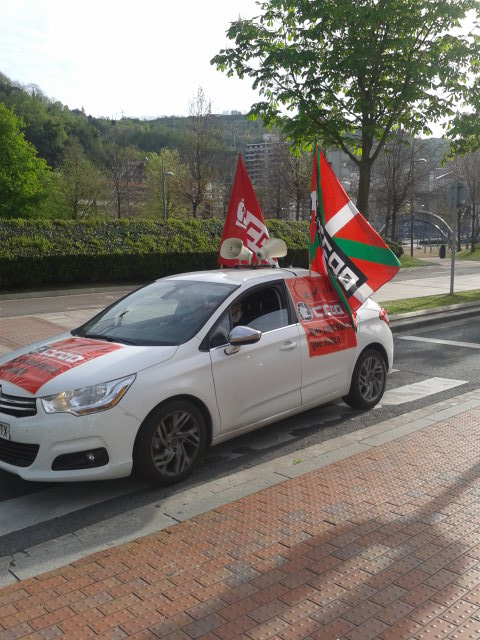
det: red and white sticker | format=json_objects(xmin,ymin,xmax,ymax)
[
  {"xmin": 0, "ymin": 337, "xmax": 123, "ymax": 394},
  {"xmin": 286, "ymin": 276, "xmax": 357, "ymax": 357}
]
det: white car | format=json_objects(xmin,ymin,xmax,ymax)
[{"xmin": 0, "ymin": 267, "xmax": 393, "ymax": 485}]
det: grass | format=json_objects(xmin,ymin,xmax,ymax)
[
  {"xmin": 381, "ymin": 290, "xmax": 480, "ymax": 315},
  {"xmin": 457, "ymin": 247, "xmax": 480, "ymax": 261},
  {"xmin": 399, "ymin": 254, "xmax": 432, "ymax": 268},
  {"xmin": 397, "ymin": 245, "xmax": 479, "ymax": 267}
]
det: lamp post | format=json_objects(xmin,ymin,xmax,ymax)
[
  {"xmin": 409, "ymin": 157, "xmax": 427, "ymax": 257},
  {"xmin": 434, "ymin": 171, "xmax": 468, "ymax": 295},
  {"xmin": 162, "ymin": 159, "xmax": 174, "ymax": 220}
]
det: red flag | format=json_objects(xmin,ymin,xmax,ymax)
[
  {"xmin": 309, "ymin": 143, "xmax": 400, "ymax": 314},
  {"xmin": 218, "ymin": 154, "xmax": 271, "ymax": 266}
]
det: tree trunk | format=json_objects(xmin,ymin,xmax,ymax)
[
  {"xmin": 384, "ymin": 205, "xmax": 391, "ymax": 240},
  {"xmin": 472, "ymin": 204, "xmax": 477, "ymax": 253},
  {"xmin": 391, "ymin": 204, "xmax": 400, "ymax": 241},
  {"xmin": 457, "ymin": 212, "xmax": 462, "ymax": 252},
  {"xmin": 355, "ymin": 160, "xmax": 372, "ymax": 219}
]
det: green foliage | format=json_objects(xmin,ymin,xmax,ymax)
[
  {"xmin": 457, "ymin": 247, "xmax": 480, "ymax": 260},
  {"xmin": 143, "ymin": 149, "xmax": 190, "ymax": 218},
  {"xmin": 56, "ymin": 139, "xmax": 110, "ymax": 218},
  {"xmin": 398, "ymin": 255, "xmax": 431, "ymax": 267},
  {"xmin": 382, "ymin": 290, "xmax": 480, "ymax": 314},
  {"xmin": 0, "ymin": 73, "xmax": 268, "ymax": 173},
  {"xmin": 0, "ymin": 104, "xmax": 52, "ymax": 218},
  {"xmin": 212, "ymin": 0, "xmax": 480, "ymax": 216},
  {"xmin": 383, "ymin": 239, "xmax": 403, "ymax": 258},
  {"xmin": 0, "ymin": 218, "xmax": 310, "ymax": 289}
]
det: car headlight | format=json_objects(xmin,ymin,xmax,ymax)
[{"xmin": 41, "ymin": 374, "xmax": 136, "ymax": 416}]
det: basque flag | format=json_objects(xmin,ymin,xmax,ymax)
[
  {"xmin": 309, "ymin": 142, "xmax": 400, "ymax": 316},
  {"xmin": 218, "ymin": 153, "xmax": 273, "ymax": 267}
]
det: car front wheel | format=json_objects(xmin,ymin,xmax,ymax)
[
  {"xmin": 343, "ymin": 348, "xmax": 387, "ymax": 409},
  {"xmin": 134, "ymin": 400, "xmax": 207, "ymax": 485}
]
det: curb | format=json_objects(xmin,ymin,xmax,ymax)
[
  {"xmin": 0, "ymin": 284, "xmax": 139, "ymax": 301},
  {"xmin": 389, "ymin": 300, "xmax": 480, "ymax": 332}
]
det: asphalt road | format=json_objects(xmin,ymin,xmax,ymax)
[
  {"xmin": 0, "ymin": 259, "xmax": 477, "ymax": 319},
  {"xmin": 0, "ymin": 314, "xmax": 478, "ymax": 558}
]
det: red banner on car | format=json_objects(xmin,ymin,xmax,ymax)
[
  {"xmin": 218, "ymin": 153, "xmax": 273, "ymax": 267},
  {"xmin": 286, "ymin": 276, "xmax": 357, "ymax": 357},
  {"xmin": 0, "ymin": 337, "xmax": 122, "ymax": 394}
]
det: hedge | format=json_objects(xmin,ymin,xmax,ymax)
[
  {"xmin": 0, "ymin": 218, "xmax": 402, "ymax": 290},
  {"xmin": 0, "ymin": 218, "xmax": 310, "ymax": 290}
]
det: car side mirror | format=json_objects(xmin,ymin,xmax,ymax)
[
  {"xmin": 224, "ymin": 325, "xmax": 262, "ymax": 355},
  {"xmin": 229, "ymin": 325, "xmax": 262, "ymax": 345}
]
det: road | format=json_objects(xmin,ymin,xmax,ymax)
[
  {"xmin": 0, "ymin": 313, "xmax": 478, "ymax": 566},
  {"xmin": 0, "ymin": 257, "xmax": 477, "ymax": 318}
]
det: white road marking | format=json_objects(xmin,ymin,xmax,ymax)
[
  {"xmin": 381, "ymin": 377, "xmax": 468, "ymax": 405},
  {"xmin": 399, "ymin": 336, "xmax": 480, "ymax": 349}
]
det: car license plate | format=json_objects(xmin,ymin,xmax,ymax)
[{"xmin": 0, "ymin": 421, "xmax": 10, "ymax": 441}]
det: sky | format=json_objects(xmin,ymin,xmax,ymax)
[{"xmin": 0, "ymin": 0, "xmax": 261, "ymax": 119}]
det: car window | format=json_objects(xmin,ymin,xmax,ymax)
[
  {"xmin": 209, "ymin": 311, "xmax": 231, "ymax": 349},
  {"xmin": 207, "ymin": 284, "xmax": 290, "ymax": 349},
  {"xmin": 74, "ymin": 280, "xmax": 237, "ymax": 346},
  {"xmin": 237, "ymin": 285, "xmax": 289, "ymax": 332}
]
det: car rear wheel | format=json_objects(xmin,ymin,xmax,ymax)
[
  {"xmin": 343, "ymin": 348, "xmax": 387, "ymax": 410},
  {"xmin": 134, "ymin": 400, "xmax": 207, "ymax": 485}
]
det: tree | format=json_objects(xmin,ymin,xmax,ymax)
[
  {"xmin": 182, "ymin": 87, "xmax": 217, "ymax": 217},
  {"xmin": 56, "ymin": 139, "xmax": 109, "ymax": 219},
  {"xmin": 144, "ymin": 149, "xmax": 189, "ymax": 218},
  {"xmin": 0, "ymin": 103, "xmax": 51, "ymax": 218},
  {"xmin": 103, "ymin": 141, "xmax": 144, "ymax": 218},
  {"xmin": 372, "ymin": 134, "xmax": 431, "ymax": 240},
  {"xmin": 280, "ymin": 144, "xmax": 311, "ymax": 221},
  {"xmin": 212, "ymin": 0, "xmax": 480, "ymax": 218},
  {"xmin": 455, "ymin": 151, "xmax": 480, "ymax": 253},
  {"xmin": 253, "ymin": 138, "xmax": 310, "ymax": 220}
]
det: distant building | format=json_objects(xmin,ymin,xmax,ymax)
[{"xmin": 243, "ymin": 134, "xmax": 281, "ymax": 185}]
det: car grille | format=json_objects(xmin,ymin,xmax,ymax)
[
  {"xmin": 0, "ymin": 439, "xmax": 39, "ymax": 467},
  {"xmin": 0, "ymin": 387, "xmax": 37, "ymax": 417}
]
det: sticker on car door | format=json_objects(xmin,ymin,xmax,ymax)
[{"xmin": 286, "ymin": 276, "xmax": 356, "ymax": 356}]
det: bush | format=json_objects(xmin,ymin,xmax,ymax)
[
  {"xmin": 384, "ymin": 238, "xmax": 404, "ymax": 258},
  {"xmin": 0, "ymin": 218, "xmax": 310, "ymax": 290}
]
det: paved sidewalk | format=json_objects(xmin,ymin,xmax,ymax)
[{"xmin": 0, "ymin": 391, "xmax": 480, "ymax": 639}]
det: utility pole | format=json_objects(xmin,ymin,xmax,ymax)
[{"xmin": 447, "ymin": 180, "xmax": 468, "ymax": 295}]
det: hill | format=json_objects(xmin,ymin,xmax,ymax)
[{"xmin": 0, "ymin": 72, "xmax": 269, "ymax": 168}]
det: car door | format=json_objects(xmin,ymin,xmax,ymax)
[
  {"xmin": 285, "ymin": 274, "xmax": 358, "ymax": 406},
  {"xmin": 208, "ymin": 283, "xmax": 302, "ymax": 433}
]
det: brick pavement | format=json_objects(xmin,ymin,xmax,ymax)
[
  {"xmin": 0, "ymin": 316, "xmax": 68, "ymax": 352},
  {"xmin": 1, "ymin": 403, "xmax": 480, "ymax": 639}
]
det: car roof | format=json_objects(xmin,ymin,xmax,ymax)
[{"xmin": 160, "ymin": 267, "xmax": 313, "ymax": 286}]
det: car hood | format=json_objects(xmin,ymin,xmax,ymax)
[{"xmin": 0, "ymin": 334, "xmax": 177, "ymax": 397}]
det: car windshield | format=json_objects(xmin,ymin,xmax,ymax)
[{"xmin": 73, "ymin": 280, "xmax": 237, "ymax": 346}]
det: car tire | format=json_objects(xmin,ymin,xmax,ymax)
[
  {"xmin": 133, "ymin": 400, "xmax": 207, "ymax": 485},
  {"xmin": 343, "ymin": 348, "xmax": 387, "ymax": 410}
]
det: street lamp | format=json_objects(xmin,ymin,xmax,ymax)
[
  {"xmin": 162, "ymin": 159, "xmax": 174, "ymax": 220},
  {"xmin": 434, "ymin": 170, "xmax": 468, "ymax": 295},
  {"xmin": 410, "ymin": 157, "xmax": 427, "ymax": 257}
]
